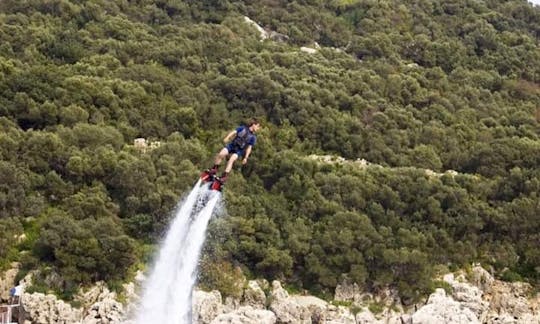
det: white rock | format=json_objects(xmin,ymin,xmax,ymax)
[
  {"xmin": 122, "ymin": 282, "xmax": 139, "ymax": 316},
  {"xmin": 270, "ymin": 281, "xmax": 288, "ymax": 301},
  {"xmin": 211, "ymin": 306, "xmax": 276, "ymax": 324},
  {"xmin": 412, "ymin": 288, "xmax": 480, "ymax": 324},
  {"xmin": 76, "ymin": 281, "xmax": 108, "ymax": 306},
  {"xmin": 324, "ymin": 306, "xmax": 356, "ymax": 324},
  {"xmin": 22, "ymin": 292, "xmax": 83, "ymax": 324},
  {"xmin": 269, "ymin": 281, "xmax": 311, "ymax": 323},
  {"xmin": 334, "ymin": 280, "xmax": 360, "ymax": 302},
  {"xmin": 289, "ymin": 295, "xmax": 328, "ymax": 309},
  {"xmin": 289, "ymin": 295, "xmax": 327, "ymax": 322},
  {"xmin": 134, "ymin": 270, "xmax": 146, "ymax": 283},
  {"xmin": 443, "ymin": 270, "xmax": 489, "ymax": 318},
  {"xmin": 486, "ymin": 281, "xmax": 539, "ymax": 323},
  {"xmin": 470, "ymin": 264, "xmax": 494, "ymax": 292},
  {"xmin": 223, "ymin": 295, "xmax": 241, "ymax": 314},
  {"xmin": 453, "ymin": 282, "xmax": 488, "ymax": 318},
  {"xmin": 355, "ymin": 309, "xmax": 378, "ymax": 323},
  {"xmin": 193, "ymin": 290, "xmax": 223, "ymax": 324},
  {"xmin": 82, "ymin": 298, "xmax": 124, "ymax": 324},
  {"xmin": 486, "ymin": 312, "xmax": 519, "ymax": 324},
  {"xmin": 242, "ymin": 281, "xmax": 266, "ymax": 309},
  {"xmin": 516, "ymin": 313, "xmax": 540, "ymax": 324},
  {"xmin": 300, "ymin": 47, "xmax": 318, "ymax": 54},
  {"xmin": 443, "ymin": 273, "xmax": 454, "ymax": 283},
  {"xmin": 243, "ymin": 16, "xmax": 268, "ymax": 40}
]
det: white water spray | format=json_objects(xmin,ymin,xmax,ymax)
[{"xmin": 135, "ymin": 180, "xmax": 221, "ymax": 324}]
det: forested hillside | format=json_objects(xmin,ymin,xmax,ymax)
[{"xmin": 0, "ymin": 0, "xmax": 539, "ymax": 302}]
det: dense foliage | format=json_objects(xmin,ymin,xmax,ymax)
[{"xmin": 0, "ymin": 0, "xmax": 538, "ymax": 302}]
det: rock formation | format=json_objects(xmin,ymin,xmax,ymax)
[
  {"xmin": 411, "ymin": 288, "xmax": 480, "ymax": 324},
  {"xmin": 0, "ymin": 263, "xmax": 19, "ymax": 302},
  {"xmin": 2, "ymin": 264, "xmax": 539, "ymax": 323},
  {"xmin": 21, "ymin": 292, "xmax": 83, "ymax": 324}
]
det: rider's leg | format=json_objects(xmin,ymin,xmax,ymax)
[
  {"xmin": 212, "ymin": 147, "xmax": 229, "ymax": 171},
  {"xmin": 222, "ymin": 153, "xmax": 239, "ymax": 178}
]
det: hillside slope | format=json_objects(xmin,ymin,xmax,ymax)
[{"xmin": 0, "ymin": 0, "xmax": 538, "ymax": 301}]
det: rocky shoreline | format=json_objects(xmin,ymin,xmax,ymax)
[{"xmin": 1, "ymin": 264, "xmax": 539, "ymax": 323}]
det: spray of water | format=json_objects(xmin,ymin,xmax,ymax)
[{"xmin": 135, "ymin": 180, "xmax": 221, "ymax": 324}]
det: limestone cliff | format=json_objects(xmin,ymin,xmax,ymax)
[{"xmin": 2, "ymin": 264, "xmax": 539, "ymax": 324}]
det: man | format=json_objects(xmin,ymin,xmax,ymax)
[
  {"xmin": 9, "ymin": 284, "xmax": 23, "ymax": 305},
  {"xmin": 202, "ymin": 118, "xmax": 261, "ymax": 184}
]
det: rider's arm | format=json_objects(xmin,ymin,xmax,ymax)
[
  {"xmin": 223, "ymin": 130, "xmax": 237, "ymax": 143},
  {"xmin": 242, "ymin": 145, "xmax": 252, "ymax": 163}
]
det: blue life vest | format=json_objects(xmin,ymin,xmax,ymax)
[{"xmin": 231, "ymin": 126, "xmax": 255, "ymax": 149}]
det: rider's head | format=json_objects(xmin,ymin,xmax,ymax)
[{"xmin": 248, "ymin": 118, "xmax": 261, "ymax": 132}]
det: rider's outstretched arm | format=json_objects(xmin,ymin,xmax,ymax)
[{"xmin": 223, "ymin": 130, "xmax": 237, "ymax": 143}]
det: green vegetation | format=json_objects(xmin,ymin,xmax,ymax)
[
  {"xmin": 368, "ymin": 301, "xmax": 385, "ymax": 314},
  {"xmin": 197, "ymin": 257, "xmax": 245, "ymax": 299},
  {"xmin": 431, "ymin": 280, "xmax": 453, "ymax": 295},
  {"xmin": 0, "ymin": 0, "xmax": 538, "ymax": 302}
]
